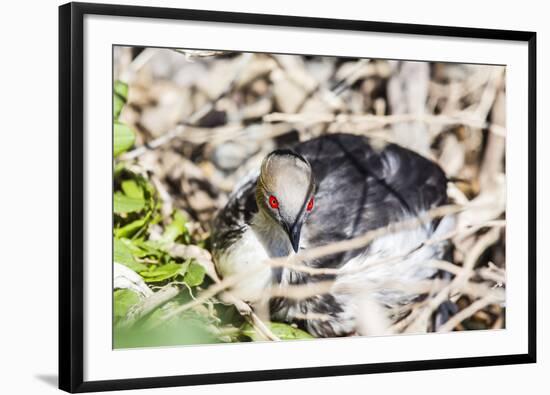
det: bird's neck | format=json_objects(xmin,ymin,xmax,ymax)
[{"xmin": 250, "ymin": 210, "xmax": 294, "ymax": 258}]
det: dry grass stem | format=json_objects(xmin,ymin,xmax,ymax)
[{"xmin": 437, "ymin": 293, "xmax": 501, "ymax": 332}]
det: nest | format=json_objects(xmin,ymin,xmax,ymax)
[{"xmin": 113, "ymin": 47, "xmax": 506, "ymax": 345}]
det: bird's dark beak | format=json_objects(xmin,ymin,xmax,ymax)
[{"xmin": 286, "ymin": 221, "xmax": 302, "ymax": 253}]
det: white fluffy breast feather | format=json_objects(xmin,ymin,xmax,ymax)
[
  {"xmin": 215, "ymin": 226, "xmax": 273, "ymax": 303},
  {"xmin": 215, "ymin": 211, "xmax": 294, "ymax": 303},
  {"xmin": 335, "ymin": 214, "xmax": 456, "ymax": 307}
]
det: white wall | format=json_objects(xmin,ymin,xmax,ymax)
[{"xmin": 0, "ymin": 0, "xmax": 546, "ymax": 394}]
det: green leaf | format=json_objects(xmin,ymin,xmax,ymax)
[
  {"xmin": 114, "ymin": 216, "xmax": 149, "ymax": 239},
  {"xmin": 114, "ymin": 162, "xmax": 126, "ymax": 177},
  {"xmin": 113, "ymin": 310, "xmax": 218, "ymax": 348},
  {"xmin": 121, "ymin": 179, "xmax": 144, "ymax": 200},
  {"xmin": 140, "ymin": 262, "xmax": 187, "ymax": 283},
  {"xmin": 114, "ymin": 289, "xmax": 140, "ymax": 324},
  {"xmin": 114, "ymin": 121, "xmax": 135, "ymax": 156},
  {"xmin": 241, "ymin": 322, "xmax": 314, "ymax": 341},
  {"xmin": 183, "ymin": 261, "xmax": 206, "ymax": 287},
  {"xmin": 160, "ymin": 211, "xmax": 188, "ymax": 244},
  {"xmin": 113, "ymin": 80, "xmax": 129, "ymax": 119},
  {"xmin": 114, "ymin": 80, "xmax": 128, "ymax": 100},
  {"xmin": 114, "ymin": 191, "xmax": 146, "ymax": 214},
  {"xmin": 114, "ymin": 94, "xmax": 125, "ymax": 120},
  {"xmin": 114, "ymin": 238, "xmax": 147, "ymax": 272},
  {"xmin": 132, "ymin": 239, "xmax": 165, "ymax": 257}
]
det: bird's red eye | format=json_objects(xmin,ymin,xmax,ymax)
[
  {"xmin": 269, "ymin": 195, "xmax": 279, "ymax": 209},
  {"xmin": 306, "ymin": 197, "xmax": 314, "ymax": 211}
]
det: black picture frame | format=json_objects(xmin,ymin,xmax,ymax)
[{"xmin": 59, "ymin": 2, "xmax": 537, "ymax": 393}]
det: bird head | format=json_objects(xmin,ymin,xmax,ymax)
[{"xmin": 256, "ymin": 149, "xmax": 316, "ymax": 253}]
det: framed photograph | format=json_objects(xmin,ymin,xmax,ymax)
[{"xmin": 59, "ymin": 2, "xmax": 536, "ymax": 392}]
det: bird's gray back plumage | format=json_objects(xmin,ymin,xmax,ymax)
[{"xmin": 293, "ymin": 133, "xmax": 447, "ymax": 269}]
